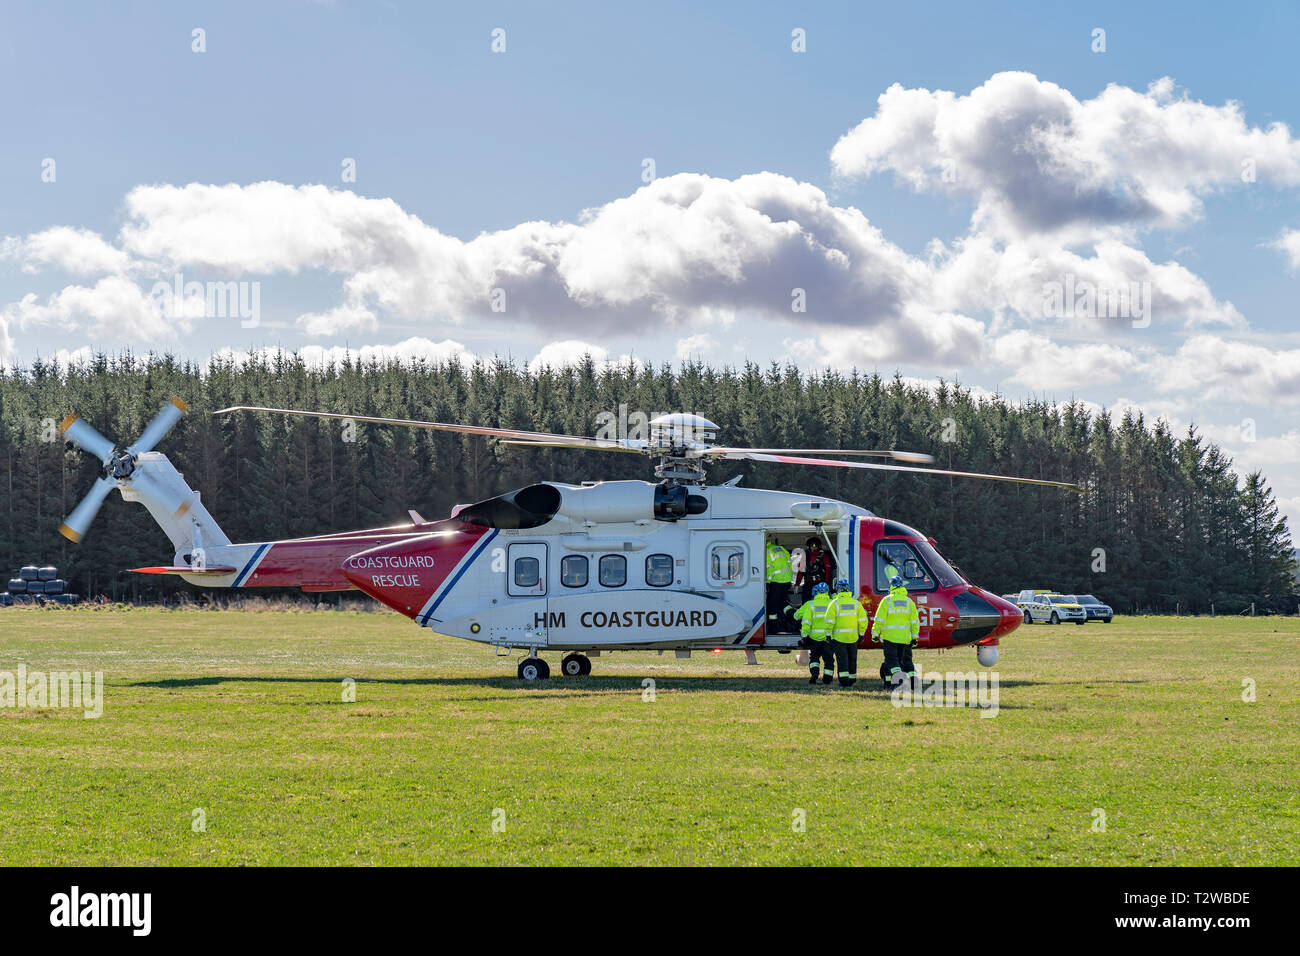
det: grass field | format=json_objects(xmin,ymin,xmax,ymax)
[{"xmin": 1, "ymin": 606, "xmax": 1297, "ymax": 865}]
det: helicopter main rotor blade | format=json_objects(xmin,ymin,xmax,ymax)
[
  {"xmin": 58, "ymin": 476, "xmax": 116, "ymax": 543},
  {"xmin": 708, "ymin": 447, "xmax": 936, "ymax": 464},
  {"xmin": 126, "ymin": 397, "xmax": 188, "ymax": 456},
  {"xmin": 215, "ymin": 406, "xmax": 618, "ymax": 448},
  {"xmin": 58, "ymin": 415, "xmax": 117, "ymax": 464},
  {"xmin": 722, "ymin": 451, "xmax": 1083, "ymax": 493},
  {"xmin": 496, "ymin": 439, "xmax": 649, "ymax": 455}
]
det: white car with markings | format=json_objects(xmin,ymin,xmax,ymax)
[{"xmin": 1015, "ymin": 590, "xmax": 1087, "ymax": 625}]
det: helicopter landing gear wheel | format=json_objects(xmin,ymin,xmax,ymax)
[
  {"xmin": 1050, "ymin": 612, "xmax": 1060, "ymax": 625},
  {"xmin": 560, "ymin": 653, "xmax": 591, "ymax": 677},
  {"xmin": 518, "ymin": 657, "xmax": 550, "ymax": 681},
  {"xmin": 1023, "ymin": 610, "xmax": 1032, "ymax": 625}
]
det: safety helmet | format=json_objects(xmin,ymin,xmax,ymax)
[
  {"xmin": 889, "ymin": 575, "xmax": 905, "ymax": 589},
  {"xmin": 812, "ymin": 582, "xmax": 829, "ymax": 595},
  {"xmin": 834, "ymin": 578, "xmax": 850, "ymax": 591}
]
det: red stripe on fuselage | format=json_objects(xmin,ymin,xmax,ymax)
[
  {"xmin": 237, "ymin": 520, "xmax": 469, "ymax": 591},
  {"xmin": 341, "ymin": 524, "xmax": 491, "ymax": 619}
]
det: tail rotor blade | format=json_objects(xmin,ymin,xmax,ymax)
[
  {"xmin": 126, "ymin": 397, "xmax": 188, "ymax": 456},
  {"xmin": 59, "ymin": 476, "xmax": 116, "ymax": 543},
  {"xmin": 59, "ymin": 415, "xmax": 116, "ymax": 463}
]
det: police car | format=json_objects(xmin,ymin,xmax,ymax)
[{"xmin": 1015, "ymin": 590, "xmax": 1087, "ymax": 625}]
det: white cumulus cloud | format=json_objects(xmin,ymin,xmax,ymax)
[
  {"xmin": 1, "ymin": 275, "xmax": 179, "ymax": 340},
  {"xmin": 1, "ymin": 227, "xmax": 132, "ymax": 275},
  {"xmin": 831, "ymin": 72, "xmax": 1300, "ymax": 239},
  {"xmin": 210, "ymin": 337, "xmax": 477, "ymax": 369},
  {"xmin": 1148, "ymin": 336, "xmax": 1300, "ymax": 405},
  {"xmin": 989, "ymin": 330, "xmax": 1143, "ymax": 391},
  {"xmin": 1270, "ymin": 228, "xmax": 1300, "ymax": 269}
]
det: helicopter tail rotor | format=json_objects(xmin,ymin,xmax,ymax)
[{"xmin": 58, "ymin": 397, "xmax": 197, "ymax": 543}]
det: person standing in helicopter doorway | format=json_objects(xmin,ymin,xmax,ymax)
[
  {"xmin": 798, "ymin": 536, "xmax": 834, "ymax": 598},
  {"xmin": 765, "ymin": 539, "xmax": 794, "ymax": 633}
]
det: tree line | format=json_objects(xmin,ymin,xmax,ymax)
[{"xmin": 0, "ymin": 351, "xmax": 1294, "ymax": 612}]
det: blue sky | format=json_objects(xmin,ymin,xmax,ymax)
[{"xmin": 2, "ymin": 0, "xmax": 1299, "ymax": 523}]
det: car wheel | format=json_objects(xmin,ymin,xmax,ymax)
[
  {"xmin": 1050, "ymin": 612, "xmax": 1059, "ymax": 625},
  {"xmin": 1023, "ymin": 610, "xmax": 1032, "ymax": 624}
]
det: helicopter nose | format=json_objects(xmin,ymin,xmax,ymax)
[
  {"xmin": 987, "ymin": 592, "xmax": 1023, "ymax": 638},
  {"xmin": 949, "ymin": 587, "xmax": 1016, "ymax": 643}
]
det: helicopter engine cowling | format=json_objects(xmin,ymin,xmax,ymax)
[{"xmin": 553, "ymin": 480, "xmax": 656, "ymax": 525}]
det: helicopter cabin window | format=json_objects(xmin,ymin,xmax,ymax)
[
  {"xmin": 645, "ymin": 553, "xmax": 674, "ymax": 587},
  {"xmin": 513, "ymin": 557, "xmax": 540, "ymax": 588},
  {"xmin": 708, "ymin": 544, "xmax": 746, "ymax": 585},
  {"xmin": 599, "ymin": 554, "xmax": 627, "ymax": 588},
  {"xmin": 874, "ymin": 540, "xmax": 936, "ymax": 594},
  {"xmin": 560, "ymin": 554, "xmax": 588, "ymax": 588}
]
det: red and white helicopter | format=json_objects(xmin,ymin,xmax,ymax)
[{"xmin": 57, "ymin": 399, "xmax": 1081, "ymax": 680}]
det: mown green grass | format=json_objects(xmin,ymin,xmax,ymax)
[{"xmin": 0, "ymin": 607, "xmax": 1296, "ymax": 865}]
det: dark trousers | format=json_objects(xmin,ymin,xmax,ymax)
[
  {"xmin": 766, "ymin": 582, "xmax": 791, "ymax": 632},
  {"xmin": 831, "ymin": 640, "xmax": 858, "ymax": 686},
  {"xmin": 882, "ymin": 640, "xmax": 915, "ymax": 684},
  {"xmin": 807, "ymin": 639, "xmax": 833, "ymax": 675}
]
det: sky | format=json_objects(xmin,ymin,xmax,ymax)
[{"xmin": 2, "ymin": 0, "xmax": 1298, "ymax": 527}]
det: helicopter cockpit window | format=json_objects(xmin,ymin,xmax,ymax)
[
  {"xmin": 911, "ymin": 540, "xmax": 965, "ymax": 589},
  {"xmin": 599, "ymin": 554, "xmax": 627, "ymax": 588},
  {"xmin": 874, "ymin": 541, "xmax": 936, "ymax": 593},
  {"xmin": 513, "ymin": 557, "xmax": 541, "ymax": 588},
  {"xmin": 645, "ymin": 553, "xmax": 674, "ymax": 587},
  {"xmin": 560, "ymin": 555, "xmax": 588, "ymax": 588}
]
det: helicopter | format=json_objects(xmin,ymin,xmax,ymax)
[{"xmin": 55, "ymin": 398, "xmax": 1082, "ymax": 680}]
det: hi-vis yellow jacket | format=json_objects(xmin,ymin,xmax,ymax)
[
  {"xmin": 874, "ymin": 585, "xmax": 921, "ymax": 644},
  {"xmin": 765, "ymin": 543, "xmax": 793, "ymax": 584},
  {"xmin": 824, "ymin": 590, "xmax": 869, "ymax": 644},
  {"xmin": 794, "ymin": 593, "xmax": 833, "ymax": 641}
]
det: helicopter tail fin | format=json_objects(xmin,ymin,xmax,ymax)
[{"xmin": 115, "ymin": 452, "xmax": 232, "ymax": 562}]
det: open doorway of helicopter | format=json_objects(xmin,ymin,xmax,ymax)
[{"xmin": 767, "ymin": 530, "xmax": 840, "ymax": 633}]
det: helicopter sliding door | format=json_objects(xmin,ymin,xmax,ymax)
[
  {"xmin": 506, "ymin": 543, "xmax": 548, "ymax": 597},
  {"xmin": 689, "ymin": 530, "xmax": 764, "ymax": 641}
]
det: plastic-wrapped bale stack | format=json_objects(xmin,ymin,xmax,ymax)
[{"xmin": 3, "ymin": 565, "xmax": 78, "ymax": 605}]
